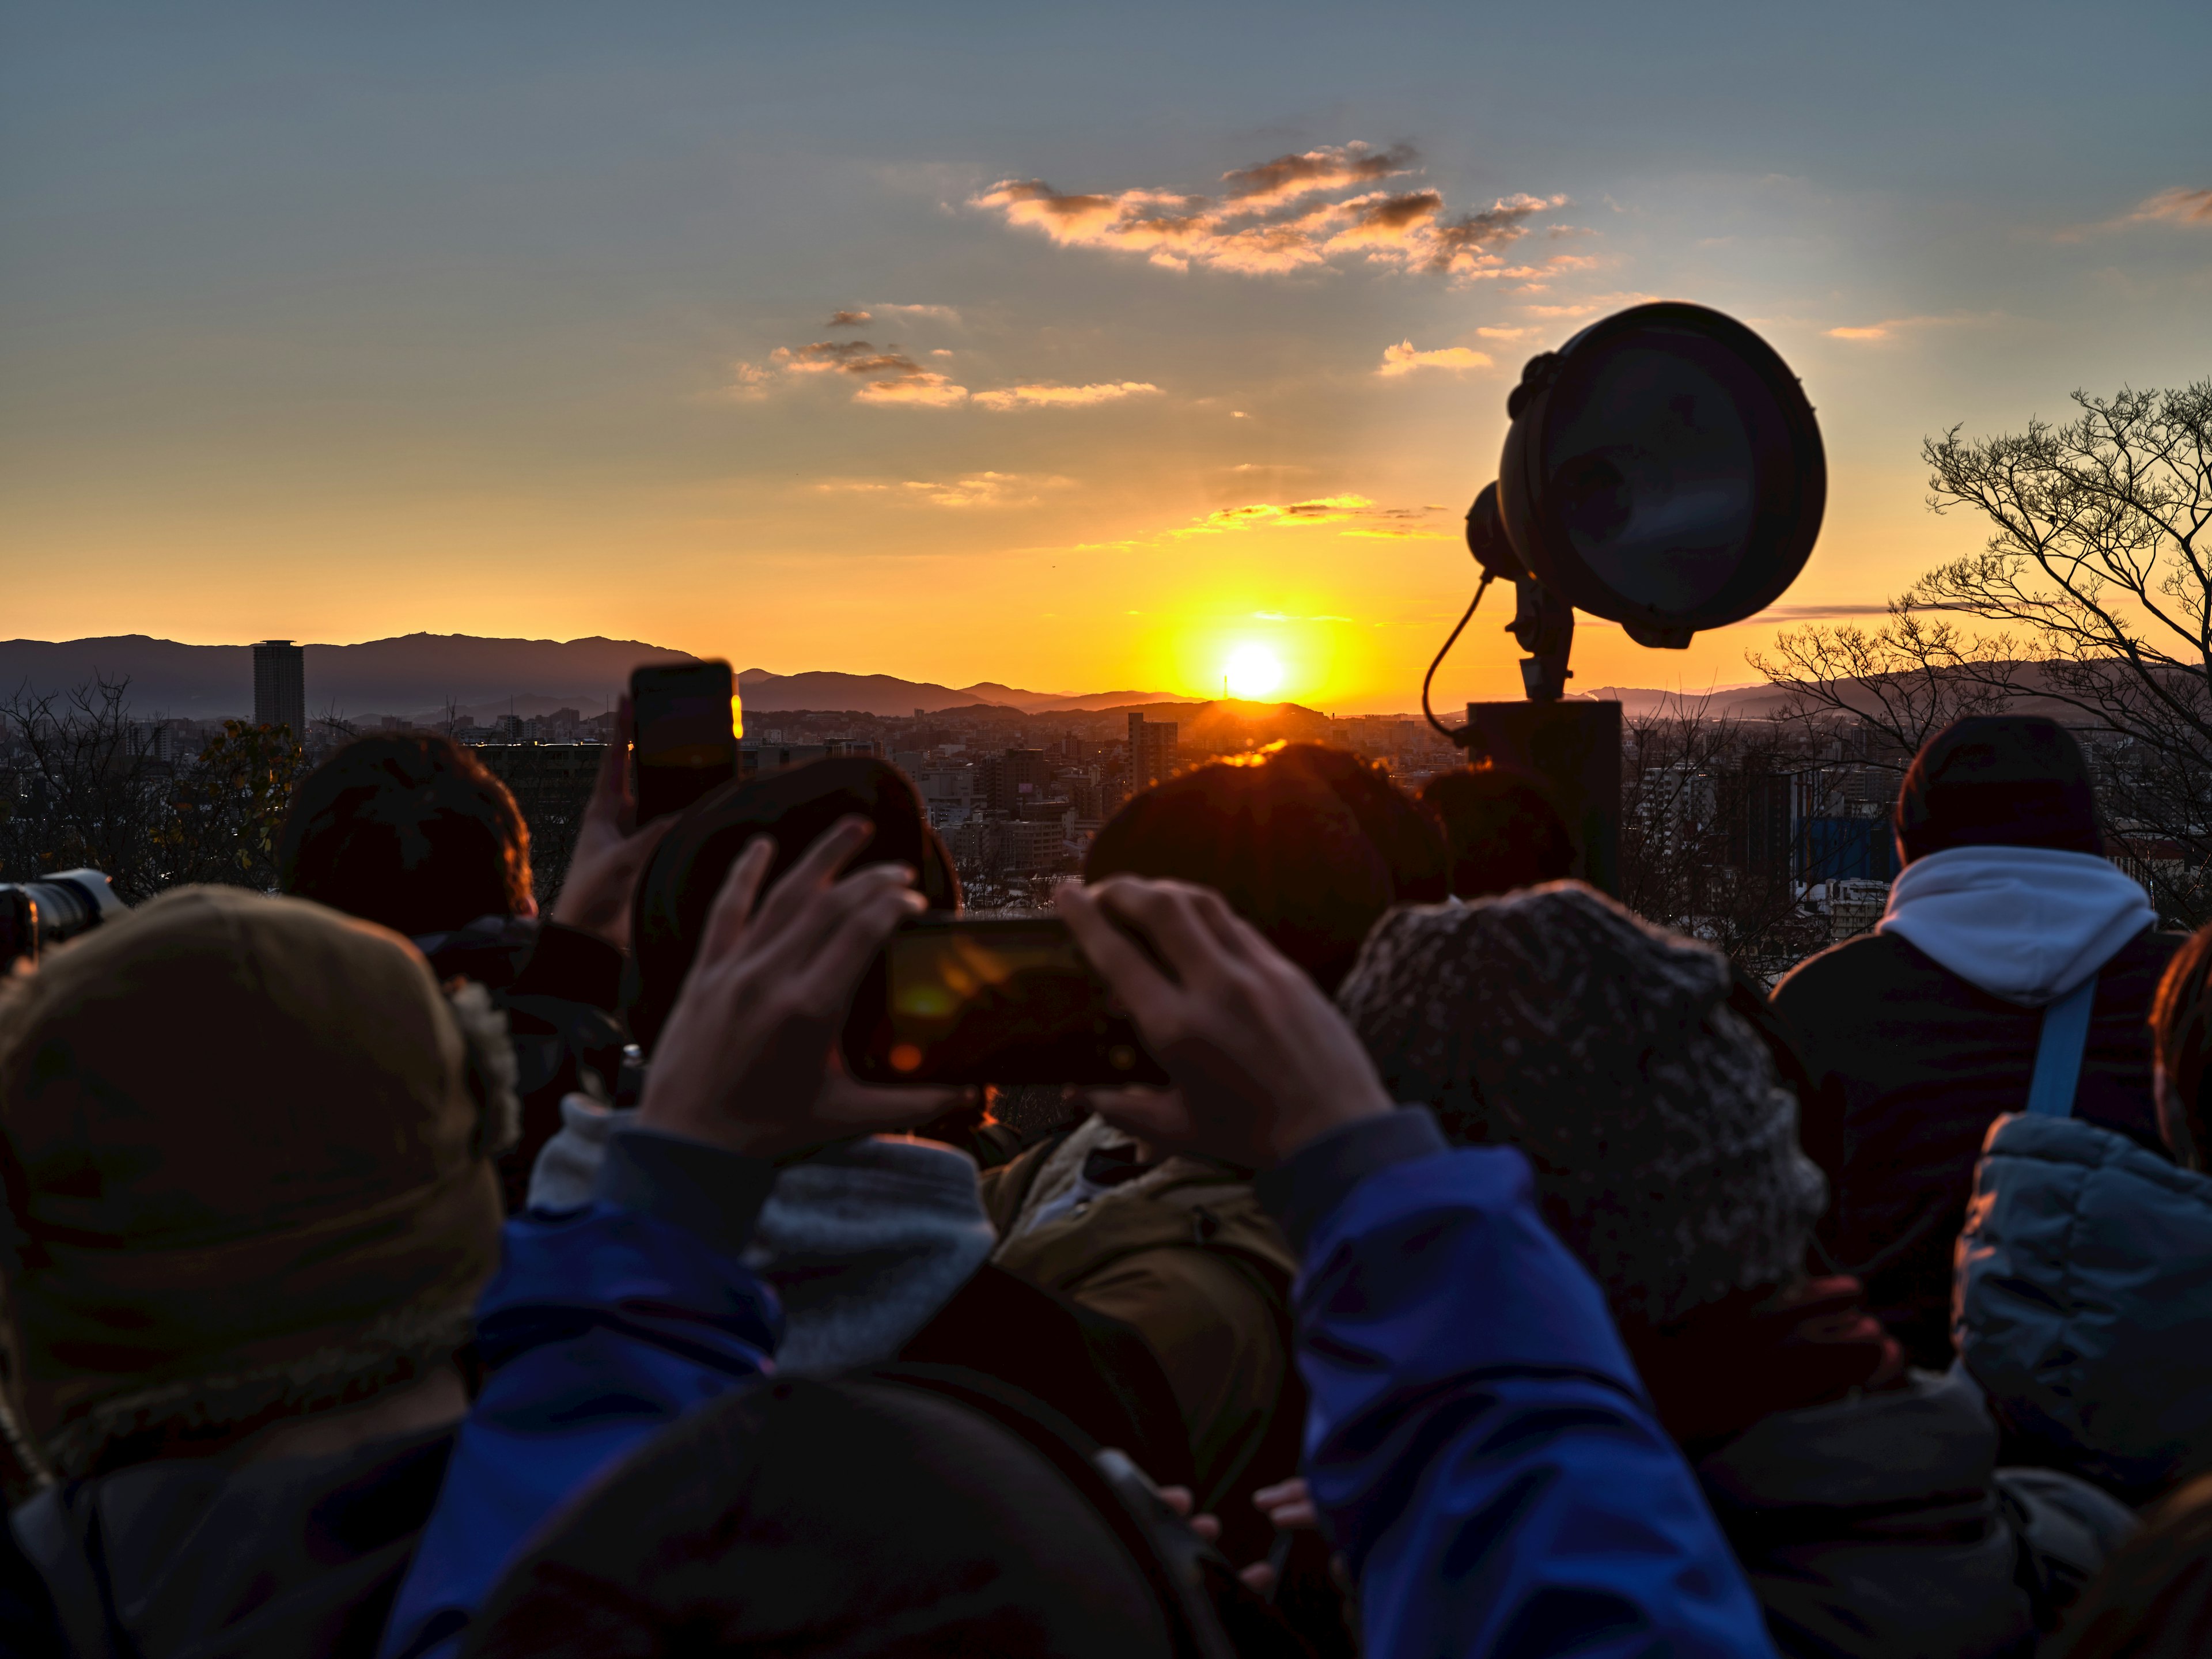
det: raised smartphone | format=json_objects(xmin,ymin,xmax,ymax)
[
  {"xmin": 842, "ymin": 915, "xmax": 1168, "ymax": 1087},
  {"xmin": 630, "ymin": 660, "xmax": 738, "ymax": 824}
]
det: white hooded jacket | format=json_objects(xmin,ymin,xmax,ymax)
[{"xmin": 1876, "ymin": 844, "xmax": 2156, "ymax": 1008}]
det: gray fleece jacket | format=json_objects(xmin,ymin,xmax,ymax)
[{"xmin": 529, "ymin": 1094, "xmax": 995, "ymax": 1377}]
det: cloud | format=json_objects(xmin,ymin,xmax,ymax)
[
  {"xmin": 771, "ymin": 340, "xmax": 922, "ymax": 376},
  {"xmin": 972, "ymin": 380, "xmax": 1161, "ymax": 411},
  {"xmin": 900, "ymin": 471, "xmax": 1075, "ymax": 508},
  {"xmin": 1476, "ymin": 325, "xmax": 1536, "ymax": 340},
  {"xmin": 734, "ymin": 338, "xmax": 1151, "ymax": 412},
  {"xmin": 870, "ymin": 302, "xmax": 965, "ymax": 322},
  {"xmin": 2063, "ymin": 187, "xmax": 2212, "ymax": 238},
  {"xmin": 1185, "ymin": 494, "xmax": 1442, "ymax": 537},
  {"xmin": 854, "ymin": 373, "xmax": 970, "ymax": 407},
  {"xmin": 1823, "ymin": 313, "xmax": 1989, "ymax": 342},
  {"xmin": 973, "ymin": 145, "xmax": 1570, "ymax": 281},
  {"xmin": 1221, "ymin": 143, "xmax": 1417, "ymax": 205},
  {"xmin": 2124, "ymin": 186, "xmax": 2212, "ymax": 226},
  {"xmin": 826, "ymin": 309, "xmax": 872, "ymax": 327},
  {"xmin": 1376, "ymin": 340, "xmax": 1493, "ymax": 376}
]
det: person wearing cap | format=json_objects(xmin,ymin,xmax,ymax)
[
  {"xmin": 0, "ymin": 886, "xmax": 522, "ymax": 1657},
  {"xmin": 1771, "ymin": 715, "xmax": 2180, "ymax": 1368},
  {"xmin": 1339, "ymin": 881, "xmax": 2131, "ymax": 1659}
]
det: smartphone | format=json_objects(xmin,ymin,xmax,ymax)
[
  {"xmin": 630, "ymin": 661, "xmax": 738, "ymax": 824},
  {"xmin": 842, "ymin": 916, "xmax": 1168, "ymax": 1087}
]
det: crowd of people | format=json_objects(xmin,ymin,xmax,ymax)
[{"xmin": 0, "ymin": 701, "xmax": 2208, "ymax": 1657}]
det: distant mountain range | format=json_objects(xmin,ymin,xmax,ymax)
[{"xmin": 0, "ymin": 634, "xmax": 1187, "ymax": 724}]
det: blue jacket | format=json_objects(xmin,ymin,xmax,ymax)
[
  {"xmin": 376, "ymin": 1130, "xmax": 783, "ymax": 1659},
  {"xmin": 383, "ymin": 1107, "xmax": 1773, "ymax": 1659},
  {"xmin": 1956, "ymin": 1109, "xmax": 2212, "ymax": 1497},
  {"xmin": 1259, "ymin": 1109, "xmax": 1777, "ymax": 1658}
]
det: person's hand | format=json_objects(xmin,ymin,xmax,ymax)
[
  {"xmin": 549, "ymin": 695, "xmax": 675, "ymax": 950},
  {"xmin": 1252, "ymin": 1477, "xmax": 1316, "ymax": 1532},
  {"xmin": 1155, "ymin": 1484, "xmax": 1222, "ymax": 1547},
  {"xmin": 1056, "ymin": 877, "xmax": 1393, "ymax": 1168},
  {"xmin": 637, "ymin": 817, "xmax": 942, "ymax": 1157}
]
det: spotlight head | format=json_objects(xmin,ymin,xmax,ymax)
[{"xmin": 1494, "ymin": 301, "xmax": 1824, "ymax": 647}]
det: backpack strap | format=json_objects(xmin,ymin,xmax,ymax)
[{"xmin": 2025, "ymin": 975, "xmax": 2100, "ymax": 1118}]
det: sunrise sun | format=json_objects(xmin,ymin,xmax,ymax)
[{"xmin": 1223, "ymin": 643, "xmax": 1285, "ymax": 701}]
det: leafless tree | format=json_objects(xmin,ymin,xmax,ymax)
[
  {"xmin": 1747, "ymin": 604, "xmax": 2020, "ymax": 774},
  {"xmin": 0, "ymin": 677, "xmax": 170, "ymax": 899},
  {"xmin": 0, "ymin": 679, "xmax": 304, "ymax": 898},
  {"xmin": 1748, "ymin": 380, "xmax": 2212, "ymax": 922}
]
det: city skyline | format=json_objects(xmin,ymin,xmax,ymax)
[{"xmin": 4, "ymin": 4, "xmax": 2207, "ymax": 714}]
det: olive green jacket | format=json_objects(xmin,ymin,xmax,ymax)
[{"xmin": 979, "ymin": 1115, "xmax": 1300, "ymax": 1557}]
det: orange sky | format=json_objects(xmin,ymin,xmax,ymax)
[{"xmin": 4, "ymin": 7, "xmax": 2207, "ymax": 715}]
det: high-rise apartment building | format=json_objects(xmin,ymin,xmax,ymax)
[
  {"xmin": 978, "ymin": 747, "xmax": 1051, "ymax": 815},
  {"xmin": 1127, "ymin": 713, "xmax": 1178, "ymax": 791},
  {"xmin": 252, "ymin": 641, "xmax": 306, "ymax": 736}
]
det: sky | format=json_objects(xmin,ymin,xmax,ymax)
[{"xmin": 3, "ymin": 2, "xmax": 2208, "ymax": 715}]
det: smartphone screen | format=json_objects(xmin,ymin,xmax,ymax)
[
  {"xmin": 631, "ymin": 661, "xmax": 738, "ymax": 824},
  {"xmin": 843, "ymin": 917, "xmax": 1167, "ymax": 1086}
]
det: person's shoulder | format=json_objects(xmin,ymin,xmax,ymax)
[{"xmin": 1771, "ymin": 931, "xmax": 1925, "ymax": 1009}]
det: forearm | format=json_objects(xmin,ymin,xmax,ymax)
[
  {"xmin": 378, "ymin": 1128, "xmax": 782, "ymax": 1659},
  {"xmin": 1259, "ymin": 1112, "xmax": 1775, "ymax": 1659}
]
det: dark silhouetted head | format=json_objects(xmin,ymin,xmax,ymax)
[
  {"xmin": 1895, "ymin": 716, "xmax": 2100, "ymax": 865},
  {"xmin": 279, "ymin": 733, "xmax": 532, "ymax": 937},
  {"xmin": 1421, "ymin": 766, "xmax": 1575, "ymax": 897},
  {"xmin": 1086, "ymin": 744, "xmax": 1443, "ymax": 994},
  {"xmin": 627, "ymin": 758, "xmax": 956, "ymax": 1053},
  {"xmin": 466, "ymin": 1376, "xmax": 1184, "ymax": 1659}
]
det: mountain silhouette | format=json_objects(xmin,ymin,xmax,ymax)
[{"xmin": 0, "ymin": 634, "xmax": 1184, "ymax": 722}]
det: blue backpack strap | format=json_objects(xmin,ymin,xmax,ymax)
[{"xmin": 2025, "ymin": 974, "xmax": 2099, "ymax": 1118}]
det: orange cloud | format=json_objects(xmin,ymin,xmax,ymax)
[
  {"xmin": 825, "ymin": 309, "xmax": 871, "ymax": 327},
  {"xmin": 2122, "ymin": 185, "xmax": 2212, "ymax": 226},
  {"xmin": 1221, "ymin": 143, "xmax": 1417, "ymax": 205},
  {"xmin": 853, "ymin": 373, "xmax": 970, "ymax": 407},
  {"xmin": 1377, "ymin": 340, "xmax": 1493, "ymax": 376},
  {"xmin": 974, "ymin": 147, "xmax": 1569, "ymax": 281},
  {"xmin": 899, "ymin": 471, "xmax": 1075, "ymax": 507},
  {"xmin": 1182, "ymin": 494, "xmax": 1442, "ymax": 537},
  {"xmin": 972, "ymin": 380, "xmax": 1161, "ymax": 411}
]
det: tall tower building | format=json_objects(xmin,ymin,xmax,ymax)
[
  {"xmin": 253, "ymin": 641, "xmax": 306, "ymax": 736},
  {"xmin": 1127, "ymin": 712, "xmax": 1178, "ymax": 792}
]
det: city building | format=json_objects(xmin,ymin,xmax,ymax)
[
  {"xmin": 978, "ymin": 747, "xmax": 1051, "ymax": 815},
  {"xmin": 252, "ymin": 641, "xmax": 305, "ymax": 736},
  {"xmin": 1127, "ymin": 713, "xmax": 1177, "ymax": 791}
]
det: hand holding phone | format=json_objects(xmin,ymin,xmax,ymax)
[
  {"xmin": 1055, "ymin": 877, "xmax": 1396, "ymax": 1168},
  {"xmin": 841, "ymin": 916, "xmax": 1168, "ymax": 1087},
  {"xmin": 630, "ymin": 661, "xmax": 738, "ymax": 824}
]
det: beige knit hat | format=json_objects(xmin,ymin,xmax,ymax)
[
  {"xmin": 0, "ymin": 886, "xmax": 514, "ymax": 1482},
  {"xmin": 1338, "ymin": 882, "xmax": 1826, "ymax": 1326}
]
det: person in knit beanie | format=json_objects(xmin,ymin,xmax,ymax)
[
  {"xmin": 1337, "ymin": 882, "xmax": 2132, "ymax": 1659},
  {"xmin": 0, "ymin": 885, "xmax": 517, "ymax": 1656},
  {"xmin": 1338, "ymin": 881, "xmax": 1823, "ymax": 1325}
]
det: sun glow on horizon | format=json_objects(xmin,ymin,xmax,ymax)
[{"xmin": 1223, "ymin": 642, "xmax": 1286, "ymax": 701}]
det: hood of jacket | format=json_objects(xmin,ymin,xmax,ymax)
[
  {"xmin": 1957, "ymin": 1110, "xmax": 2212, "ymax": 1497},
  {"xmin": 529, "ymin": 1097, "xmax": 995, "ymax": 1378},
  {"xmin": 1877, "ymin": 844, "xmax": 2154, "ymax": 1007},
  {"xmin": 10, "ymin": 1423, "xmax": 453, "ymax": 1659}
]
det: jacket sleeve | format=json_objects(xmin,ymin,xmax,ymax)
[
  {"xmin": 376, "ymin": 1128, "xmax": 783, "ymax": 1659},
  {"xmin": 1257, "ymin": 1109, "xmax": 1777, "ymax": 1659}
]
